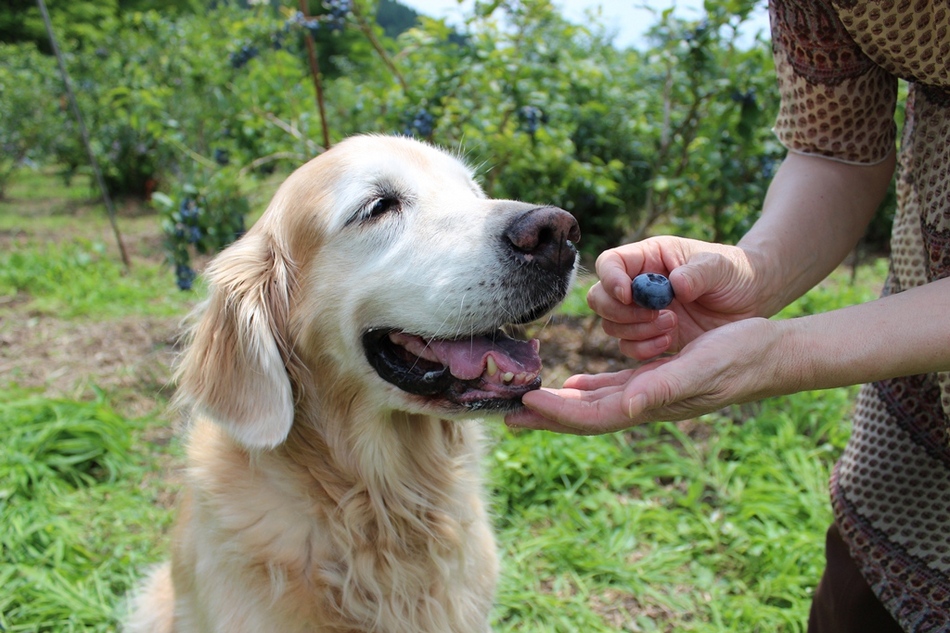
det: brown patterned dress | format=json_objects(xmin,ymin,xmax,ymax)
[{"xmin": 769, "ymin": 1, "xmax": 950, "ymax": 630}]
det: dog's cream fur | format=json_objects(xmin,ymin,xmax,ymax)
[{"xmin": 126, "ymin": 135, "xmax": 576, "ymax": 633}]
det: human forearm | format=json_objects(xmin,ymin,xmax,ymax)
[
  {"xmin": 739, "ymin": 151, "xmax": 896, "ymax": 317},
  {"xmin": 778, "ymin": 277, "xmax": 950, "ymax": 392}
]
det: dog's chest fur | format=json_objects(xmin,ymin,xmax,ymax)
[{"xmin": 172, "ymin": 416, "xmax": 497, "ymax": 632}]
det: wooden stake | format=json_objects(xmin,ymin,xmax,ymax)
[
  {"xmin": 298, "ymin": 0, "xmax": 332, "ymax": 150},
  {"xmin": 36, "ymin": 0, "xmax": 132, "ymax": 271}
]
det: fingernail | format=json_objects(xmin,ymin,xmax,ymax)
[
  {"xmin": 627, "ymin": 393, "xmax": 647, "ymax": 418},
  {"xmin": 614, "ymin": 284, "xmax": 629, "ymax": 303},
  {"xmin": 651, "ymin": 333, "xmax": 672, "ymax": 352},
  {"xmin": 655, "ymin": 312, "xmax": 675, "ymax": 330}
]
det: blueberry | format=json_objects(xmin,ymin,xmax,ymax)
[
  {"xmin": 175, "ymin": 264, "xmax": 196, "ymax": 291},
  {"xmin": 186, "ymin": 225, "xmax": 203, "ymax": 244},
  {"xmin": 179, "ymin": 198, "xmax": 199, "ymax": 221},
  {"xmin": 403, "ymin": 108, "xmax": 434, "ymax": 137},
  {"xmin": 631, "ymin": 273, "xmax": 675, "ymax": 310},
  {"xmin": 518, "ymin": 105, "xmax": 543, "ymax": 135}
]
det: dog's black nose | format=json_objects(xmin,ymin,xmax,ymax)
[{"xmin": 504, "ymin": 206, "xmax": 581, "ymax": 271}]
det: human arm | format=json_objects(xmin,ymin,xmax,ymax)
[
  {"xmin": 737, "ymin": 149, "xmax": 897, "ymax": 317},
  {"xmin": 504, "ymin": 0, "xmax": 914, "ymax": 434}
]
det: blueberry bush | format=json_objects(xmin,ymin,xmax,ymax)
[
  {"xmin": 152, "ymin": 168, "xmax": 249, "ymax": 290},
  {"xmin": 0, "ymin": 44, "xmax": 67, "ymax": 199},
  {"xmin": 1, "ymin": 0, "xmax": 797, "ymax": 283}
]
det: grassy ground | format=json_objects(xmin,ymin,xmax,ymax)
[{"xmin": 0, "ymin": 167, "xmax": 886, "ymax": 632}]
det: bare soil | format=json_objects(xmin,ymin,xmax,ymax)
[{"xmin": 0, "ymin": 196, "xmax": 187, "ymax": 417}]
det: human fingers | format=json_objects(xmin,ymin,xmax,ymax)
[
  {"xmin": 600, "ymin": 312, "xmax": 676, "ymax": 339},
  {"xmin": 616, "ymin": 320, "xmax": 782, "ymax": 421},
  {"xmin": 668, "ymin": 248, "xmax": 752, "ymax": 307},
  {"xmin": 617, "ymin": 334, "xmax": 674, "ymax": 360},
  {"xmin": 515, "ymin": 320, "xmax": 787, "ymax": 436},
  {"xmin": 512, "ymin": 386, "xmax": 633, "ymax": 435},
  {"xmin": 594, "ymin": 237, "xmax": 702, "ymax": 305},
  {"xmin": 587, "ymin": 282, "xmax": 675, "ymax": 324},
  {"xmin": 521, "ymin": 342, "xmax": 735, "ymax": 433},
  {"xmin": 504, "ymin": 406, "xmax": 600, "ymax": 434},
  {"xmin": 593, "ymin": 248, "xmax": 643, "ymax": 304},
  {"xmin": 517, "ymin": 373, "xmax": 681, "ymax": 434},
  {"xmin": 561, "ymin": 367, "xmax": 640, "ymax": 390}
]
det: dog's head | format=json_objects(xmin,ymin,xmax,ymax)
[{"xmin": 176, "ymin": 135, "xmax": 579, "ymax": 449}]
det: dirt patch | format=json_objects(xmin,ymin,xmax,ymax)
[
  {"xmin": 589, "ymin": 587, "xmax": 682, "ymax": 632},
  {"xmin": 0, "ymin": 313, "xmax": 182, "ymax": 417},
  {"xmin": 531, "ymin": 314, "xmax": 631, "ymax": 388}
]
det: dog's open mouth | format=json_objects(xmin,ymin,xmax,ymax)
[{"xmin": 362, "ymin": 328, "xmax": 543, "ymax": 411}]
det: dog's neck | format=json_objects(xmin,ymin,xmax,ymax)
[{"xmin": 286, "ymin": 389, "xmax": 478, "ymax": 490}]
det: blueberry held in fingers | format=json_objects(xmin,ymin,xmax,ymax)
[{"xmin": 631, "ymin": 273, "xmax": 675, "ymax": 310}]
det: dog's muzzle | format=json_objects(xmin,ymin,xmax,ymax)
[{"xmin": 363, "ymin": 206, "xmax": 580, "ymax": 412}]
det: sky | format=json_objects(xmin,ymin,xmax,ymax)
[{"xmin": 397, "ymin": 0, "xmax": 771, "ymax": 49}]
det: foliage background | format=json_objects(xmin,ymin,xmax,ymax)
[
  {"xmin": 1, "ymin": 0, "xmax": 897, "ymax": 263},
  {"xmin": 2, "ymin": 0, "xmax": 793, "ymax": 261}
]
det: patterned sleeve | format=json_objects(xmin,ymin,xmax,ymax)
[{"xmin": 769, "ymin": 0, "xmax": 898, "ymax": 165}]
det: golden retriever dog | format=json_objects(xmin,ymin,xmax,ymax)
[{"xmin": 126, "ymin": 135, "xmax": 579, "ymax": 633}]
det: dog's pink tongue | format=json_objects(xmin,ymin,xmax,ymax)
[{"xmin": 426, "ymin": 336, "xmax": 541, "ymax": 381}]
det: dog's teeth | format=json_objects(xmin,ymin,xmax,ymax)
[
  {"xmin": 486, "ymin": 355, "xmax": 498, "ymax": 377},
  {"xmin": 502, "ymin": 372, "xmax": 515, "ymax": 384}
]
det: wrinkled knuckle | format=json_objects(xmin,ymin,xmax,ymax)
[
  {"xmin": 599, "ymin": 320, "xmax": 621, "ymax": 338},
  {"xmin": 594, "ymin": 249, "xmax": 617, "ymax": 273},
  {"xmin": 653, "ymin": 374, "xmax": 685, "ymax": 410}
]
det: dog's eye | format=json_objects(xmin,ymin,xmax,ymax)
[
  {"xmin": 345, "ymin": 190, "xmax": 408, "ymax": 227},
  {"xmin": 366, "ymin": 196, "xmax": 401, "ymax": 220}
]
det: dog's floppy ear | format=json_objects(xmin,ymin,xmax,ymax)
[{"xmin": 176, "ymin": 232, "xmax": 298, "ymax": 449}]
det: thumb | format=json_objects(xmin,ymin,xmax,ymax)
[
  {"xmin": 619, "ymin": 357, "xmax": 679, "ymax": 419},
  {"xmin": 669, "ymin": 251, "xmax": 737, "ymax": 304}
]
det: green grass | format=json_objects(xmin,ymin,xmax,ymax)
[
  {"xmin": 2, "ymin": 166, "xmax": 97, "ymax": 205},
  {"xmin": 487, "ymin": 386, "xmax": 853, "ymax": 632},
  {"xmin": 0, "ymin": 169, "xmax": 200, "ymax": 319},
  {"xmin": 0, "ymin": 238, "xmax": 198, "ymax": 318},
  {"xmin": 0, "ymin": 387, "xmax": 851, "ymax": 632},
  {"xmin": 557, "ymin": 274, "xmax": 597, "ymax": 317},
  {"xmin": 1, "ymin": 388, "xmax": 133, "ymax": 500},
  {"xmin": 0, "ymin": 387, "xmax": 179, "ymax": 632},
  {"xmin": 1, "ymin": 168, "xmax": 889, "ymax": 631}
]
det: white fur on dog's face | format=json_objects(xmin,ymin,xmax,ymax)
[
  {"xmin": 178, "ymin": 135, "xmax": 578, "ymax": 448},
  {"xmin": 302, "ymin": 141, "xmax": 563, "ymax": 345},
  {"xmin": 307, "ymin": 136, "xmax": 509, "ymax": 339}
]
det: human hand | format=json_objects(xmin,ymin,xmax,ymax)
[
  {"xmin": 590, "ymin": 236, "xmax": 765, "ymax": 361},
  {"xmin": 507, "ymin": 317, "xmax": 797, "ymax": 434}
]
